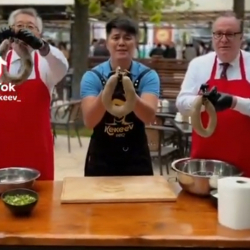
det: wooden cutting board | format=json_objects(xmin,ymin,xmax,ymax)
[{"xmin": 60, "ymin": 176, "xmax": 177, "ymax": 204}]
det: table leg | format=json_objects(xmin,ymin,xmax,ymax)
[
  {"xmin": 184, "ymin": 135, "xmax": 190, "ymax": 156},
  {"xmin": 177, "ymin": 132, "xmax": 185, "ymax": 157}
]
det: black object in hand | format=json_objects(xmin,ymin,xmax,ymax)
[
  {"xmin": 15, "ymin": 29, "xmax": 44, "ymax": 50},
  {"xmin": 0, "ymin": 26, "xmax": 15, "ymax": 42},
  {"xmin": 203, "ymin": 86, "xmax": 233, "ymax": 112},
  {"xmin": 199, "ymin": 83, "xmax": 209, "ymax": 94}
]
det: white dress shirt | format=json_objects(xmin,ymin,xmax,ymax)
[
  {"xmin": 8, "ymin": 45, "xmax": 69, "ymax": 95},
  {"xmin": 176, "ymin": 50, "xmax": 250, "ymax": 117}
]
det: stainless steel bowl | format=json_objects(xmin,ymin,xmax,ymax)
[
  {"xmin": 171, "ymin": 158, "xmax": 243, "ymax": 196},
  {"xmin": 0, "ymin": 167, "xmax": 40, "ymax": 194}
]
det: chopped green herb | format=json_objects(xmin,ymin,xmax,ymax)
[{"xmin": 3, "ymin": 194, "xmax": 36, "ymax": 206}]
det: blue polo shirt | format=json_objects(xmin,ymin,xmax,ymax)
[{"xmin": 80, "ymin": 60, "xmax": 160, "ymax": 98}]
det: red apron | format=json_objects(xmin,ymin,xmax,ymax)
[
  {"xmin": 0, "ymin": 50, "xmax": 54, "ymax": 180},
  {"xmin": 191, "ymin": 52, "xmax": 250, "ymax": 177}
]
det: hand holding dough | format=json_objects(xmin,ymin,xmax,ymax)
[
  {"xmin": 102, "ymin": 67, "xmax": 136, "ymax": 118},
  {"xmin": 0, "ymin": 39, "xmax": 33, "ymax": 85},
  {"xmin": 190, "ymin": 96, "xmax": 217, "ymax": 137}
]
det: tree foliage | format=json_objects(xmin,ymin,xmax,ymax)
[{"xmin": 75, "ymin": 0, "xmax": 195, "ymax": 22}]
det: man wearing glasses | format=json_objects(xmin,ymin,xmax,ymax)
[
  {"xmin": 0, "ymin": 8, "xmax": 68, "ymax": 180},
  {"xmin": 176, "ymin": 12, "xmax": 250, "ymax": 177}
]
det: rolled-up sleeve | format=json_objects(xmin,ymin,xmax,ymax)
[
  {"xmin": 233, "ymin": 97, "xmax": 250, "ymax": 117},
  {"xmin": 176, "ymin": 59, "xmax": 203, "ymax": 116},
  {"xmin": 233, "ymin": 51, "xmax": 250, "ymax": 117}
]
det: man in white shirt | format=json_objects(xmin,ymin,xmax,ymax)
[
  {"xmin": 0, "ymin": 8, "xmax": 69, "ymax": 180},
  {"xmin": 176, "ymin": 12, "xmax": 250, "ymax": 177}
]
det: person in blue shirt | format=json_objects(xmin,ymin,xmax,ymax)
[{"xmin": 80, "ymin": 16, "xmax": 160, "ymax": 176}]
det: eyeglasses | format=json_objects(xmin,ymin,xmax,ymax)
[
  {"xmin": 13, "ymin": 24, "xmax": 38, "ymax": 32},
  {"xmin": 213, "ymin": 32, "xmax": 242, "ymax": 40}
]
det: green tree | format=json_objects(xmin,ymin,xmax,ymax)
[{"xmin": 71, "ymin": 0, "xmax": 194, "ymax": 99}]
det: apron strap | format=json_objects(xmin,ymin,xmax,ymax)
[
  {"xmin": 91, "ymin": 69, "xmax": 106, "ymax": 86},
  {"xmin": 34, "ymin": 52, "xmax": 41, "ymax": 79},
  {"xmin": 210, "ymin": 55, "xmax": 217, "ymax": 80},
  {"xmin": 239, "ymin": 52, "xmax": 246, "ymax": 81},
  {"xmin": 6, "ymin": 50, "xmax": 13, "ymax": 72},
  {"xmin": 133, "ymin": 68, "xmax": 151, "ymax": 89}
]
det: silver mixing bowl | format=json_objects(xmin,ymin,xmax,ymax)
[
  {"xmin": 0, "ymin": 167, "xmax": 40, "ymax": 194},
  {"xmin": 171, "ymin": 158, "xmax": 243, "ymax": 196}
]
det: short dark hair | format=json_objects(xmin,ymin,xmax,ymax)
[{"xmin": 106, "ymin": 16, "xmax": 138, "ymax": 36}]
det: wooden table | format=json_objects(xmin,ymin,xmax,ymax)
[{"xmin": 0, "ymin": 181, "xmax": 250, "ymax": 249}]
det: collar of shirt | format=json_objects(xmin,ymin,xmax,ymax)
[{"xmin": 216, "ymin": 50, "xmax": 241, "ymax": 68}]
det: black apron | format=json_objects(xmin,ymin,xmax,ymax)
[{"xmin": 84, "ymin": 67, "xmax": 153, "ymax": 177}]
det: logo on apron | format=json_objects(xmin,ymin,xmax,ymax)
[{"xmin": 104, "ymin": 98, "xmax": 134, "ymax": 137}]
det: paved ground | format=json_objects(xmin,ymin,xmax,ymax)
[
  {"xmin": 54, "ymin": 135, "xmax": 174, "ymax": 180},
  {"xmin": 54, "ymin": 135, "xmax": 88, "ymax": 180}
]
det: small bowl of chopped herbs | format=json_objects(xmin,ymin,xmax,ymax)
[{"xmin": 1, "ymin": 188, "xmax": 38, "ymax": 216}]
